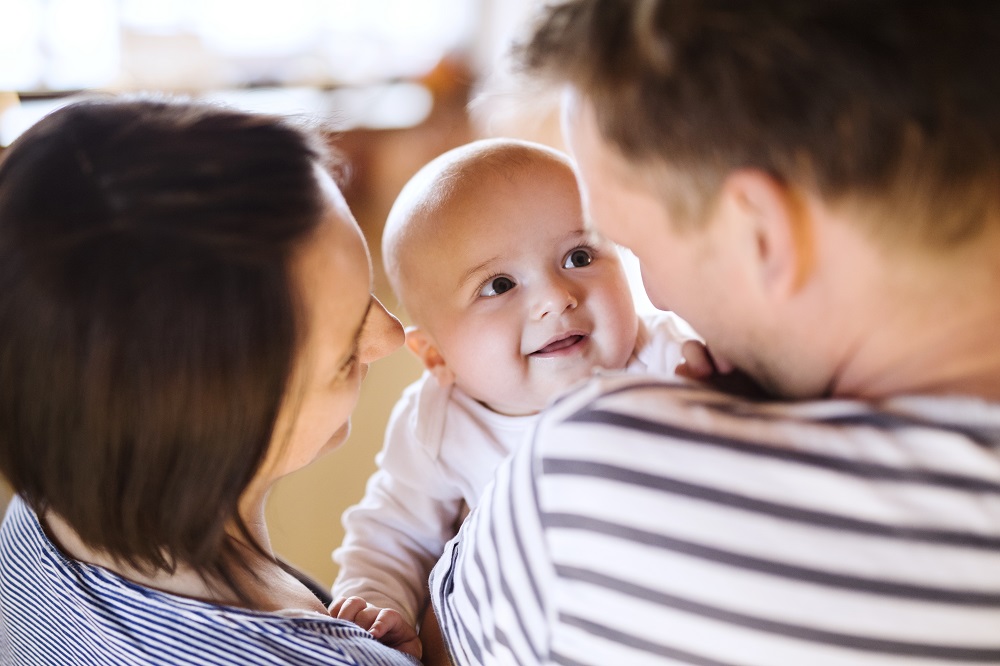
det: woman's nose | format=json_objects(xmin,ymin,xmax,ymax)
[
  {"xmin": 531, "ymin": 275, "xmax": 579, "ymax": 320},
  {"xmin": 357, "ymin": 297, "xmax": 404, "ymax": 363}
]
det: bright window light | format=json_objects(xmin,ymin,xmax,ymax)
[
  {"xmin": 321, "ymin": 0, "xmax": 474, "ymax": 83},
  {"xmin": 0, "ymin": 0, "xmax": 476, "ymax": 92},
  {"xmin": 0, "ymin": 81, "xmax": 433, "ymax": 147},
  {"xmin": 201, "ymin": 82, "xmax": 432, "ymax": 130},
  {"xmin": 121, "ymin": 0, "xmax": 203, "ymax": 33},
  {"xmin": 197, "ymin": 0, "xmax": 324, "ymax": 57},
  {"xmin": 0, "ymin": 0, "xmax": 44, "ymax": 89},
  {"xmin": 41, "ymin": 0, "xmax": 120, "ymax": 90}
]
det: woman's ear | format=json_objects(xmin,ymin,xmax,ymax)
[
  {"xmin": 724, "ymin": 170, "xmax": 815, "ymax": 299},
  {"xmin": 404, "ymin": 327, "xmax": 455, "ymax": 387}
]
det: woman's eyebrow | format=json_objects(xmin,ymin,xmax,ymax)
[{"xmin": 337, "ymin": 296, "xmax": 374, "ymax": 366}]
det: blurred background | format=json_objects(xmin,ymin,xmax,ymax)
[{"xmin": 0, "ymin": 0, "xmax": 655, "ymax": 588}]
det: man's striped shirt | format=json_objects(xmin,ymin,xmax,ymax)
[
  {"xmin": 0, "ymin": 496, "xmax": 417, "ymax": 666},
  {"xmin": 430, "ymin": 374, "xmax": 1000, "ymax": 665}
]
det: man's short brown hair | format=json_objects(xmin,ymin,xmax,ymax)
[{"xmin": 519, "ymin": 0, "xmax": 1000, "ymax": 247}]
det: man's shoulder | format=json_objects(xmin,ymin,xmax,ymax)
[
  {"xmin": 533, "ymin": 374, "xmax": 1000, "ymax": 461},
  {"xmin": 531, "ymin": 375, "xmax": 745, "ymax": 466},
  {"xmin": 539, "ymin": 373, "xmax": 750, "ymax": 431}
]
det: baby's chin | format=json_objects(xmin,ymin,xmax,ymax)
[
  {"xmin": 479, "ymin": 369, "xmax": 603, "ymax": 417},
  {"xmin": 475, "ymin": 387, "xmax": 550, "ymax": 417}
]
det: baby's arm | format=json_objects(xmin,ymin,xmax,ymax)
[
  {"xmin": 331, "ymin": 596, "xmax": 422, "ymax": 661},
  {"xmin": 633, "ymin": 310, "xmax": 702, "ymax": 376},
  {"xmin": 333, "ymin": 467, "xmax": 462, "ymax": 626},
  {"xmin": 333, "ymin": 384, "xmax": 465, "ymax": 628}
]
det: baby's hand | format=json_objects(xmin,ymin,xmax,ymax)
[
  {"xmin": 676, "ymin": 339, "xmax": 767, "ymax": 399},
  {"xmin": 330, "ymin": 596, "xmax": 422, "ymax": 661},
  {"xmin": 676, "ymin": 339, "xmax": 718, "ymax": 381}
]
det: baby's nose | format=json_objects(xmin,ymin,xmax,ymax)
[{"xmin": 531, "ymin": 277, "xmax": 579, "ymax": 320}]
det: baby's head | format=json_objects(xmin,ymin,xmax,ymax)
[{"xmin": 383, "ymin": 138, "xmax": 638, "ymax": 415}]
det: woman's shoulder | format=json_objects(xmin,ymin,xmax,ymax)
[
  {"xmin": 0, "ymin": 496, "xmax": 415, "ymax": 665},
  {"xmin": 535, "ymin": 373, "xmax": 1000, "ymax": 462}
]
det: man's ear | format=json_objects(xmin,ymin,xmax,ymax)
[
  {"xmin": 404, "ymin": 326, "xmax": 455, "ymax": 387},
  {"xmin": 723, "ymin": 170, "xmax": 815, "ymax": 299}
]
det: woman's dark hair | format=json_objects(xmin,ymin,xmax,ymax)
[{"xmin": 0, "ymin": 97, "xmax": 328, "ymax": 596}]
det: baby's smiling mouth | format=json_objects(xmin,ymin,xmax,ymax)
[{"xmin": 531, "ymin": 334, "xmax": 587, "ymax": 356}]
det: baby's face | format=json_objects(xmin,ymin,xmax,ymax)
[{"xmin": 411, "ymin": 160, "xmax": 637, "ymax": 415}]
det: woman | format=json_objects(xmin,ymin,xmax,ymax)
[{"xmin": 0, "ymin": 98, "xmax": 418, "ymax": 664}]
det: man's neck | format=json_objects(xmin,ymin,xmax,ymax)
[{"xmin": 823, "ymin": 229, "xmax": 1000, "ymax": 402}]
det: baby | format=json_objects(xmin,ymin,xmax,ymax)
[{"xmin": 332, "ymin": 138, "xmax": 695, "ymax": 634}]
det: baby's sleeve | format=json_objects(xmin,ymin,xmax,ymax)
[
  {"xmin": 332, "ymin": 382, "xmax": 465, "ymax": 628},
  {"xmin": 633, "ymin": 310, "xmax": 700, "ymax": 377}
]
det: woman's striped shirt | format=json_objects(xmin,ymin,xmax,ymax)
[
  {"xmin": 0, "ymin": 496, "xmax": 417, "ymax": 666},
  {"xmin": 430, "ymin": 374, "xmax": 1000, "ymax": 665}
]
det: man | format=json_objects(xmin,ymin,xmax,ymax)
[{"xmin": 429, "ymin": 2, "xmax": 1000, "ymax": 665}]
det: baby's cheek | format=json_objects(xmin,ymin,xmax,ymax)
[{"xmin": 592, "ymin": 320, "xmax": 635, "ymax": 368}]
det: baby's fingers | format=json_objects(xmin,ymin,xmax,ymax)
[
  {"xmin": 676, "ymin": 340, "xmax": 768, "ymax": 399},
  {"xmin": 331, "ymin": 596, "xmax": 376, "ymax": 627},
  {"xmin": 676, "ymin": 339, "xmax": 714, "ymax": 380},
  {"xmin": 368, "ymin": 608, "xmax": 404, "ymax": 640},
  {"xmin": 329, "ymin": 596, "xmax": 348, "ymax": 617},
  {"xmin": 370, "ymin": 608, "xmax": 422, "ymax": 660}
]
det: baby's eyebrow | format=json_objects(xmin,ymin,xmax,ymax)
[
  {"xmin": 458, "ymin": 256, "xmax": 499, "ymax": 289},
  {"xmin": 566, "ymin": 227, "xmax": 602, "ymax": 246}
]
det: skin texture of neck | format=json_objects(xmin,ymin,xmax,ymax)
[
  {"xmin": 829, "ymin": 259, "xmax": 1000, "ymax": 401},
  {"xmin": 42, "ymin": 492, "xmax": 327, "ymax": 614},
  {"xmin": 42, "ymin": 510, "xmax": 220, "ymax": 601},
  {"xmin": 784, "ymin": 200, "xmax": 1000, "ymax": 402}
]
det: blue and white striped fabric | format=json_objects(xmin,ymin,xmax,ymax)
[
  {"xmin": 0, "ymin": 496, "xmax": 417, "ymax": 666},
  {"xmin": 431, "ymin": 373, "xmax": 1000, "ymax": 666}
]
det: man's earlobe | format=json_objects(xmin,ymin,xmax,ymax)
[
  {"xmin": 404, "ymin": 327, "xmax": 455, "ymax": 387},
  {"xmin": 727, "ymin": 170, "xmax": 815, "ymax": 298}
]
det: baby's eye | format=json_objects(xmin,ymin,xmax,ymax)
[
  {"xmin": 479, "ymin": 276, "xmax": 516, "ymax": 297},
  {"xmin": 563, "ymin": 248, "xmax": 593, "ymax": 269}
]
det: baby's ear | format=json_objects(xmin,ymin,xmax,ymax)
[{"xmin": 404, "ymin": 327, "xmax": 455, "ymax": 388}]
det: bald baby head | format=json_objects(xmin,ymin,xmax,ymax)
[{"xmin": 382, "ymin": 138, "xmax": 579, "ymax": 325}]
